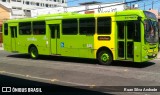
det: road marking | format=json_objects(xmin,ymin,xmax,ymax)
[
  {"xmin": 89, "ymin": 85, "xmax": 96, "ymax": 88},
  {"xmin": 56, "ymin": 80, "xmax": 90, "ymax": 86},
  {"xmin": 28, "ymin": 75, "xmax": 51, "ymax": 81},
  {"xmin": 3, "ymin": 71, "xmax": 26, "ymax": 77},
  {"xmin": 0, "ymin": 70, "xmax": 91, "ymax": 86},
  {"xmin": 0, "ymin": 71, "xmax": 6, "ymax": 74},
  {"xmin": 51, "ymin": 79, "xmax": 58, "ymax": 82}
]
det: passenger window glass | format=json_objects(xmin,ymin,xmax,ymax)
[
  {"xmin": 33, "ymin": 21, "xmax": 46, "ymax": 35},
  {"xmin": 4, "ymin": 23, "xmax": 8, "ymax": 35},
  {"xmin": 62, "ymin": 19, "xmax": 78, "ymax": 35},
  {"xmin": 97, "ymin": 17, "xmax": 111, "ymax": 34},
  {"xmin": 19, "ymin": 22, "xmax": 31, "ymax": 35},
  {"xmin": 79, "ymin": 18, "xmax": 95, "ymax": 35}
]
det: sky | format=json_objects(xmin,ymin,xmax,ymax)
[{"xmin": 67, "ymin": 0, "xmax": 160, "ymax": 11}]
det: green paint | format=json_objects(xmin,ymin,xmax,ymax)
[
  {"xmin": 101, "ymin": 53, "xmax": 109, "ymax": 62},
  {"xmin": 2, "ymin": 10, "xmax": 159, "ymax": 63},
  {"xmin": 31, "ymin": 50, "xmax": 36, "ymax": 58}
]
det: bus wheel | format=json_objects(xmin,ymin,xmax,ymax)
[
  {"xmin": 29, "ymin": 46, "xmax": 38, "ymax": 59},
  {"xmin": 97, "ymin": 50, "xmax": 113, "ymax": 65}
]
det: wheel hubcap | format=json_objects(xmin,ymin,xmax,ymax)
[
  {"xmin": 31, "ymin": 49, "xmax": 36, "ymax": 58},
  {"xmin": 101, "ymin": 53, "xmax": 109, "ymax": 62}
]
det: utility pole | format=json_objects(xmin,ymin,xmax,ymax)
[
  {"xmin": 152, "ymin": 1, "xmax": 154, "ymax": 9},
  {"xmin": 144, "ymin": 3, "xmax": 145, "ymax": 10}
]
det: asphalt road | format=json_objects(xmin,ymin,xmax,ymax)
[{"xmin": 0, "ymin": 50, "xmax": 160, "ymax": 95}]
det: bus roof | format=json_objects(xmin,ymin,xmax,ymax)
[
  {"xmin": 115, "ymin": 9, "xmax": 144, "ymax": 17},
  {"xmin": 6, "ymin": 9, "xmax": 146, "ymax": 23}
]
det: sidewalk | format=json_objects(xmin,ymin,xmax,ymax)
[
  {"xmin": 0, "ymin": 43, "xmax": 3, "ymax": 50},
  {"xmin": 157, "ymin": 51, "xmax": 160, "ymax": 59},
  {"xmin": 0, "ymin": 47, "xmax": 3, "ymax": 50}
]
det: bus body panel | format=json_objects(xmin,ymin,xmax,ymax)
[
  {"xmin": 2, "ymin": 9, "xmax": 159, "ymax": 64},
  {"xmin": 3, "ymin": 23, "xmax": 12, "ymax": 52}
]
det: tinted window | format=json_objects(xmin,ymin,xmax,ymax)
[
  {"xmin": 79, "ymin": 18, "xmax": 95, "ymax": 35},
  {"xmin": 134, "ymin": 21, "xmax": 140, "ymax": 42},
  {"xmin": 117, "ymin": 22, "xmax": 124, "ymax": 39},
  {"xmin": 62, "ymin": 19, "xmax": 78, "ymax": 35},
  {"xmin": 33, "ymin": 21, "xmax": 46, "ymax": 35},
  {"xmin": 4, "ymin": 23, "xmax": 8, "ymax": 35},
  {"xmin": 19, "ymin": 22, "xmax": 31, "ymax": 35},
  {"xmin": 11, "ymin": 27, "xmax": 17, "ymax": 38},
  {"xmin": 97, "ymin": 17, "xmax": 111, "ymax": 34}
]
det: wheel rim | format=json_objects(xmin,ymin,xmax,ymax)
[
  {"xmin": 31, "ymin": 48, "xmax": 37, "ymax": 58},
  {"xmin": 101, "ymin": 53, "xmax": 109, "ymax": 62}
]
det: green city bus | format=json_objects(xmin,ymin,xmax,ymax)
[{"xmin": 2, "ymin": 9, "xmax": 159, "ymax": 65}]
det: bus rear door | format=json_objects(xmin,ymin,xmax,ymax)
[
  {"xmin": 9, "ymin": 24, "xmax": 18, "ymax": 52},
  {"xmin": 47, "ymin": 20, "xmax": 60, "ymax": 54}
]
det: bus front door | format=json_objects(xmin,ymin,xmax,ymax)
[
  {"xmin": 117, "ymin": 21, "xmax": 134, "ymax": 60},
  {"xmin": 10, "ymin": 26, "xmax": 17, "ymax": 52},
  {"xmin": 49, "ymin": 24, "xmax": 60, "ymax": 54}
]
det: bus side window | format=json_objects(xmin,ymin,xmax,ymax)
[
  {"xmin": 127, "ymin": 21, "xmax": 135, "ymax": 39},
  {"xmin": 4, "ymin": 23, "xmax": 8, "ymax": 35},
  {"xmin": 33, "ymin": 21, "xmax": 46, "ymax": 35},
  {"xmin": 97, "ymin": 17, "xmax": 111, "ymax": 35},
  {"xmin": 117, "ymin": 22, "xmax": 124, "ymax": 39},
  {"xmin": 79, "ymin": 18, "xmax": 95, "ymax": 35},
  {"xmin": 62, "ymin": 19, "xmax": 78, "ymax": 35},
  {"xmin": 19, "ymin": 22, "xmax": 31, "ymax": 35},
  {"xmin": 134, "ymin": 21, "xmax": 141, "ymax": 42}
]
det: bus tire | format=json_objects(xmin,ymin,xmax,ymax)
[
  {"xmin": 97, "ymin": 50, "xmax": 113, "ymax": 65},
  {"xmin": 29, "ymin": 46, "xmax": 38, "ymax": 59}
]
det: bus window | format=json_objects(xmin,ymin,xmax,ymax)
[
  {"xmin": 62, "ymin": 19, "xmax": 78, "ymax": 35},
  {"xmin": 117, "ymin": 22, "xmax": 124, "ymax": 39},
  {"xmin": 11, "ymin": 26, "xmax": 17, "ymax": 38},
  {"xmin": 79, "ymin": 18, "xmax": 95, "ymax": 35},
  {"xmin": 97, "ymin": 17, "xmax": 111, "ymax": 35},
  {"xmin": 19, "ymin": 22, "xmax": 31, "ymax": 35},
  {"xmin": 33, "ymin": 21, "xmax": 46, "ymax": 35},
  {"xmin": 127, "ymin": 21, "xmax": 136, "ymax": 39},
  {"xmin": 4, "ymin": 23, "xmax": 8, "ymax": 35}
]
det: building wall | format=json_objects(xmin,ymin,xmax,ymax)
[
  {"xmin": 0, "ymin": 0, "xmax": 67, "ymax": 18},
  {"xmin": 148, "ymin": 9, "xmax": 158, "ymax": 19},
  {"xmin": 0, "ymin": 6, "xmax": 10, "ymax": 25},
  {"xmin": 0, "ymin": 6, "xmax": 10, "ymax": 44}
]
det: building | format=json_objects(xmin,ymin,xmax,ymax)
[
  {"xmin": 0, "ymin": 1, "xmax": 126, "ymax": 46},
  {"xmin": 0, "ymin": 0, "xmax": 67, "ymax": 19},
  {"xmin": 30, "ymin": 2, "xmax": 125, "ymax": 17},
  {"xmin": 0, "ymin": 0, "xmax": 67, "ymax": 45},
  {"xmin": 0, "ymin": 3, "xmax": 11, "ymax": 46}
]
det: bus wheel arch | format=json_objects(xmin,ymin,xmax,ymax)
[
  {"xmin": 96, "ymin": 47, "xmax": 113, "ymax": 65},
  {"xmin": 28, "ymin": 44, "xmax": 38, "ymax": 59}
]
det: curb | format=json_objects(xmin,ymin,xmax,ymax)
[
  {"xmin": 0, "ymin": 47, "xmax": 3, "ymax": 50},
  {"xmin": 0, "ymin": 43, "xmax": 3, "ymax": 50}
]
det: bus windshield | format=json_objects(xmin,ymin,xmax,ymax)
[{"xmin": 144, "ymin": 19, "xmax": 159, "ymax": 43}]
